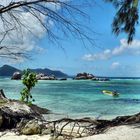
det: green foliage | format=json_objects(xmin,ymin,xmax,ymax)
[
  {"xmin": 20, "ymin": 69, "xmax": 37, "ymax": 104},
  {"xmin": 105, "ymin": 0, "xmax": 139, "ymax": 43}
]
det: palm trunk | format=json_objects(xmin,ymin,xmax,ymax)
[{"xmin": 26, "ymin": 88, "xmax": 30, "ymax": 103}]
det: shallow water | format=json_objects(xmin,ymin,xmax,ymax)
[{"xmin": 0, "ymin": 77, "xmax": 140, "ymax": 119}]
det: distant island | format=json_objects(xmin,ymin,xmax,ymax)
[
  {"xmin": 0, "ymin": 65, "xmax": 111, "ymax": 81},
  {"xmin": 0, "ymin": 65, "xmax": 68, "ymax": 78}
]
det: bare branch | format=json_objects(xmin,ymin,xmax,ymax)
[{"xmin": 0, "ymin": 0, "xmax": 95, "ymax": 61}]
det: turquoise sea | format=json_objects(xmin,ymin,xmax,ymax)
[{"xmin": 1, "ymin": 77, "xmax": 140, "ymax": 119}]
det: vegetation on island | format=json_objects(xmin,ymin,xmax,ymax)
[{"xmin": 20, "ymin": 69, "xmax": 37, "ymax": 104}]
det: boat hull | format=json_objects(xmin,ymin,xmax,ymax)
[{"xmin": 102, "ymin": 90, "xmax": 119, "ymax": 97}]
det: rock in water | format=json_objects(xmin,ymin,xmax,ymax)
[
  {"xmin": 74, "ymin": 72, "xmax": 94, "ymax": 80},
  {"xmin": 59, "ymin": 78, "xmax": 67, "ymax": 81},
  {"xmin": 11, "ymin": 72, "xmax": 22, "ymax": 80},
  {"xmin": 36, "ymin": 73, "xmax": 57, "ymax": 80}
]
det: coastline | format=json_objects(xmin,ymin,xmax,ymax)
[
  {"xmin": 0, "ymin": 78, "xmax": 140, "ymax": 139},
  {"xmin": 0, "ymin": 124, "xmax": 139, "ymax": 140},
  {"xmin": 4, "ymin": 78, "xmax": 140, "ymax": 120},
  {"xmin": 0, "ymin": 94, "xmax": 140, "ymax": 140},
  {"xmin": 44, "ymin": 110, "xmax": 140, "ymax": 122},
  {"xmin": 74, "ymin": 124, "xmax": 140, "ymax": 140}
]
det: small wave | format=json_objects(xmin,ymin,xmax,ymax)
[
  {"xmin": 112, "ymin": 79, "xmax": 140, "ymax": 81},
  {"xmin": 116, "ymin": 98, "xmax": 140, "ymax": 104},
  {"xmin": 96, "ymin": 98, "xmax": 140, "ymax": 104}
]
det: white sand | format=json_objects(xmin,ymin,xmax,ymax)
[
  {"xmin": 75, "ymin": 124, "xmax": 140, "ymax": 140},
  {"xmin": 0, "ymin": 125, "xmax": 140, "ymax": 140},
  {"xmin": 0, "ymin": 132, "xmax": 51, "ymax": 140}
]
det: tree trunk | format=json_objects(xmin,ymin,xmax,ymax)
[{"xmin": 0, "ymin": 89, "xmax": 8, "ymax": 102}]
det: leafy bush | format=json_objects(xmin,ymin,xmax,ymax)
[{"xmin": 20, "ymin": 69, "xmax": 37, "ymax": 104}]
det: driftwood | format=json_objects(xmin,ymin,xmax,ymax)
[
  {"xmin": 44, "ymin": 118, "xmax": 107, "ymax": 139},
  {"xmin": 0, "ymin": 89, "xmax": 140, "ymax": 140},
  {"xmin": 0, "ymin": 90, "xmax": 49, "ymax": 129},
  {"xmin": 43, "ymin": 113, "xmax": 140, "ymax": 139}
]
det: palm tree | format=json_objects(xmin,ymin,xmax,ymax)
[{"xmin": 105, "ymin": 0, "xmax": 139, "ymax": 43}]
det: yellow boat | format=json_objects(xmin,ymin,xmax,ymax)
[{"xmin": 102, "ymin": 90, "xmax": 119, "ymax": 97}]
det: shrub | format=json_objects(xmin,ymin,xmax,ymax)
[{"xmin": 20, "ymin": 69, "xmax": 37, "ymax": 104}]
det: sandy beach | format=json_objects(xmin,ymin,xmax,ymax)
[
  {"xmin": 0, "ymin": 124, "xmax": 139, "ymax": 140},
  {"xmin": 75, "ymin": 124, "xmax": 140, "ymax": 140}
]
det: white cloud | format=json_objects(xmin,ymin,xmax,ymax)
[
  {"xmin": 83, "ymin": 49, "xmax": 111, "ymax": 61},
  {"xmin": 83, "ymin": 39, "xmax": 140, "ymax": 61},
  {"xmin": 112, "ymin": 39, "xmax": 140, "ymax": 55},
  {"xmin": 111, "ymin": 62, "xmax": 120, "ymax": 69},
  {"xmin": 0, "ymin": 0, "xmax": 65, "ymax": 63},
  {"xmin": 0, "ymin": 11, "xmax": 46, "ymax": 63}
]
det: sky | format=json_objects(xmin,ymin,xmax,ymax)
[{"xmin": 1, "ymin": 0, "xmax": 140, "ymax": 77}]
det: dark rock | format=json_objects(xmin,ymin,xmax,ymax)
[
  {"xmin": 0, "ymin": 90, "xmax": 49, "ymax": 130},
  {"xmin": 11, "ymin": 72, "xmax": 22, "ymax": 80},
  {"xmin": 0, "ymin": 101, "xmax": 39, "ymax": 129},
  {"xmin": 74, "ymin": 72, "xmax": 94, "ymax": 80},
  {"xmin": 92, "ymin": 77, "xmax": 99, "ymax": 81},
  {"xmin": 30, "ymin": 104, "xmax": 50, "ymax": 114},
  {"xmin": 94, "ymin": 113, "xmax": 140, "ymax": 133},
  {"xmin": 92, "ymin": 77, "xmax": 110, "ymax": 81},
  {"xmin": 99, "ymin": 78, "xmax": 110, "ymax": 81},
  {"xmin": 59, "ymin": 78, "xmax": 67, "ymax": 81}
]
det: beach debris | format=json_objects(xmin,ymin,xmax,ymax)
[{"xmin": 43, "ymin": 112, "xmax": 140, "ymax": 140}]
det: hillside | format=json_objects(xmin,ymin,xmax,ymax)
[
  {"xmin": 0, "ymin": 65, "xmax": 21, "ymax": 76},
  {"xmin": 29, "ymin": 68, "xmax": 68, "ymax": 78},
  {"xmin": 0, "ymin": 65, "xmax": 68, "ymax": 78}
]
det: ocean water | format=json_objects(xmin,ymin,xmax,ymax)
[{"xmin": 0, "ymin": 77, "xmax": 140, "ymax": 119}]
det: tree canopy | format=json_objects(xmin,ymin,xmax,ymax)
[{"xmin": 105, "ymin": 0, "xmax": 139, "ymax": 43}]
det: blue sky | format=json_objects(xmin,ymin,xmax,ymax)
[{"xmin": 2, "ymin": 0, "xmax": 140, "ymax": 77}]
